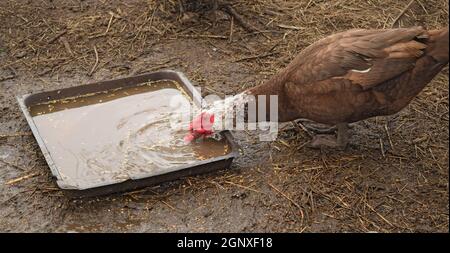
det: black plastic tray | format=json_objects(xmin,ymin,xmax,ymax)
[{"xmin": 16, "ymin": 70, "xmax": 239, "ymax": 197}]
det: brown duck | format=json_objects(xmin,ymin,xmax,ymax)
[{"xmin": 185, "ymin": 26, "xmax": 449, "ymax": 149}]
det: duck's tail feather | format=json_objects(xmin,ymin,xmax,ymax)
[{"xmin": 427, "ymin": 27, "xmax": 449, "ymax": 64}]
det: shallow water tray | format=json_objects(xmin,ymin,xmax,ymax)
[{"xmin": 17, "ymin": 70, "xmax": 239, "ymax": 197}]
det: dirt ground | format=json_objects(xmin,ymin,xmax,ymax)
[{"xmin": 0, "ymin": 0, "xmax": 448, "ymax": 232}]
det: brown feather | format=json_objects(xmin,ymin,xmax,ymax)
[{"xmin": 247, "ymin": 27, "xmax": 449, "ymax": 125}]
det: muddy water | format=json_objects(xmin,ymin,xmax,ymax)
[{"xmin": 29, "ymin": 80, "xmax": 230, "ymax": 190}]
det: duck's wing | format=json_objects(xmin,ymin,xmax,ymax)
[{"xmin": 286, "ymin": 27, "xmax": 428, "ymax": 90}]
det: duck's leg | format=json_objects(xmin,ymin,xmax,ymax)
[
  {"xmin": 308, "ymin": 123, "xmax": 349, "ymax": 150},
  {"xmin": 296, "ymin": 119, "xmax": 336, "ymax": 134},
  {"xmin": 219, "ymin": 4, "xmax": 257, "ymax": 32},
  {"xmin": 336, "ymin": 123, "xmax": 349, "ymax": 148}
]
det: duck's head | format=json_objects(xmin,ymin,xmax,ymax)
[{"xmin": 184, "ymin": 111, "xmax": 215, "ymax": 143}]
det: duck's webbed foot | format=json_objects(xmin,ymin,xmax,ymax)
[
  {"xmin": 307, "ymin": 123, "xmax": 349, "ymax": 150},
  {"xmin": 309, "ymin": 135, "xmax": 345, "ymax": 150}
]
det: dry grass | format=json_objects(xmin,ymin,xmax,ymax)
[{"xmin": 1, "ymin": 0, "xmax": 448, "ymax": 77}]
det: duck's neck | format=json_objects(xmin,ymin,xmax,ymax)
[{"xmin": 203, "ymin": 71, "xmax": 294, "ymax": 132}]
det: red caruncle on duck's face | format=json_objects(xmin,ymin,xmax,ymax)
[{"xmin": 184, "ymin": 112, "xmax": 215, "ymax": 143}]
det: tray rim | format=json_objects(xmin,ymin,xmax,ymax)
[{"xmin": 16, "ymin": 70, "xmax": 240, "ymax": 191}]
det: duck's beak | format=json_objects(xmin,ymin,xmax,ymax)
[{"xmin": 184, "ymin": 132, "xmax": 197, "ymax": 143}]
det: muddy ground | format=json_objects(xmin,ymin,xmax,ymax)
[{"xmin": 0, "ymin": 0, "xmax": 448, "ymax": 232}]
